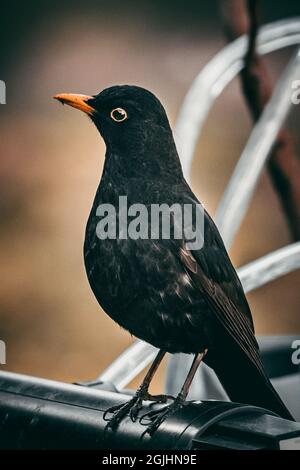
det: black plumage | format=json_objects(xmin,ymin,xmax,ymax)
[{"xmin": 54, "ymin": 85, "xmax": 294, "ymax": 433}]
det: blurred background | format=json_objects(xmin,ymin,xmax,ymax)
[{"xmin": 0, "ymin": 1, "xmax": 299, "ymax": 392}]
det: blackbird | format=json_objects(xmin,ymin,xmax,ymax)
[{"xmin": 54, "ymin": 85, "xmax": 294, "ymax": 433}]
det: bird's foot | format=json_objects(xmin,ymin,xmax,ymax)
[
  {"xmin": 140, "ymin": 394, "xmax": 186, "ymax": 436},
  {"xmin": 103, "ymin": 395, "xmax": 143, "ymax": 430},
  {"xmin": 103, "ymin": 389, "xmax": 174, "ymax": 431}
]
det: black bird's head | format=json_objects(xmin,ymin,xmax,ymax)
[{"xmin": 54, "ymin": 85, "xmax": 182, "ymax": 179}]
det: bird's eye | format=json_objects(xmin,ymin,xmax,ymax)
[{"xmin": 110, "ymin": 108, "xmax": 128, "ymax": 122}]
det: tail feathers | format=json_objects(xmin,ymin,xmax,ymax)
[{"xmin": 210, "ymin": 345, "xmax": 294, "ymax": 421}]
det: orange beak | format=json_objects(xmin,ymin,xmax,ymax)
[{"xmin": 53, "ymin": 93, "xmax": 95, "ymax": 115}]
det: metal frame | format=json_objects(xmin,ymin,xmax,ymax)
[{"xmin": 96, "ymin": 18, "xmax": 300, "ymax": 392}]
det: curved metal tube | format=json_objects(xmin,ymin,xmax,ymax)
[
  {"xmin": 215, "ymin": 47, "xmax": 300, "ymax": 247},
  {"xmin": 175, "ymin": 18, "xmax": 300, "ymax": 178},
  {"xmin": 239, "ymin": 242, "xmax": 300, "ymax": 293},
  {"xmin": 98, "ymin": 340, "xmax": 156, "ymax": 390}
]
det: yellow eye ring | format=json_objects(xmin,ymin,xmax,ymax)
[{"xmin": 110, "ymin": 108, "xmax": 128, "ymax": 122}]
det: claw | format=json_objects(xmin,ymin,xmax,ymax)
[
  {"xmin": 103, "ymin": 403, "xmax": 124, "ymax": 422},
  {"xmin": 129, "ymin": 398, "xmax": 143, "ymax": 422},
  {"xmin": 104, "ymin": 390, "xmax": 176, "ymax": 431},
  {"xmin": 141, "ymin": 397, "xmax": 186, "ymax": 436},
  {"xmin": 104, "ymin": 396, "xmax": 140, "ymax": 430},
  {"xmin": 103, "ymin": 392, "xmax": 174, "ymax": 431}
]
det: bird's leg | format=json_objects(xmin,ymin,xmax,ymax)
[
  {"xmin": 104, "ymin": 350, "xmax": 168, "ymax": 430},
  {"xmin": 141, "ymin": 349, "xmax": 208, "ymax": 435}
]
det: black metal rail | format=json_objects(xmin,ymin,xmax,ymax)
[{"xmin": 1, "ymin": 371, "xmax": 300, "ymax": 450}]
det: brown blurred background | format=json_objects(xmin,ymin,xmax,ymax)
[{"xmin": 0, "ymin": 1, "xmax": 299, "ymax": 392}]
